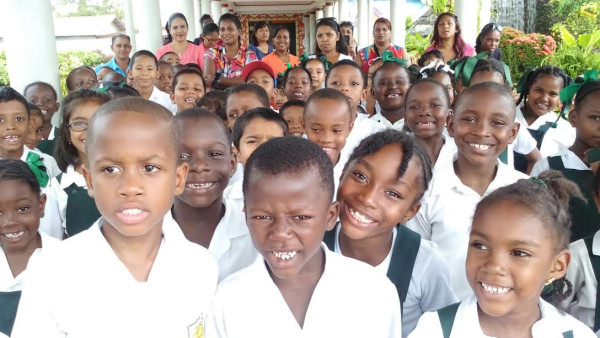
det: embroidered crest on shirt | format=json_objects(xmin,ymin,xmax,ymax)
[{"xmin": 188, "ymin": 313, "xmax": 206, "ymax": 338}]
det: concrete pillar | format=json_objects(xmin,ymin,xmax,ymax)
[
  {"xmin": 338, "ymin": 0, "xmax": 348, "ymax": 22},
  {"xmin": 176, "ymin": 0, "xmax": 196, "ymax": 40},
  {"xmin": 221, "ymin": 3, "xmax": 229, "ymax": 17},
  {"xmin": 303, "ymin": 14, "xmax": 310, "ymax": 54},
  {"xmin": 132, "ymin": 0, "xmax": 163, "ymax": 52},
  {"xmin": 211, "ymin": 0, "xmax": 222, "ymax": 19},
  {"xmin": 315, "ymin": 7, "xmax": 324, "ymax": 21},
  {"xmin": 368, "ymin": 0, "xmax": 374, "ymax": 45},
  {"xmin": 325, "ymin": 2, "xmax": 334, "ymax": 18},
  {"xmin": 194, "ymin": 0, "xmax": 202, "ymax": 37},
  {"xmin": 333, "ymin": 0, "xmax": 339, "ymax": 21},
  {"xmin": 309, "ymin": 12, "xmax": 317, "ymax": 53},
  {"xmin": 454, "ymin": 0, "xmax": 478, "ymax": 45},
  {"xmin": 480, "ymin": 0, "xmax": 492, "ymax": 30},
  {"xmin": 357, "ymin": 0, "xmax": 369, "ymax": 47},
  {"xmin": 201, "ymin": 0, "xmax": 212, "ymax": 18},
  {"xmin": 390, "ymin": 0, "xmax": 406, "ymax": 47},
  {"xmin": 2, "ymin": 0, "xmax": 61, "ymax": 100},
  {"xmin": 124, "ymin": 0, "xmax": 137, "ymax": 51}
]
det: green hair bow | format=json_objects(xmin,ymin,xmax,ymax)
[
  {"xmin": 299, "ymin": 52, "xmax": 332, "ymax": 71},
  {"xmin": 26, "ymin": 151, "xmax": 49, "ymax": 188},
  {"xmin": 451, "ymin": 52, "xmax": 514, "ymax": 88},
  {"xmin": 381, "ymin": 50, "xmax": 407, "ymax": 67},
  {"xmin": 277, "ymin": 62, "xmax": 294, "ymax": 79},
  {"xmin": 560, "ymin": 69, "xmax": 600, "ymax": 103},
  {"xmin": 516, "ymin": 67, "xmax": 538, "ymax": 94}
]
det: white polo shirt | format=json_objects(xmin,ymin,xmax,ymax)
[
  {"xmin": 331, "ymin": 224, "xmax": 458, "ymax": 336},
  {"xmin": 515, "ymin": 104, "xmax": 575, "ymax": 159},
  {"xmin": 224, "ymin": 177, "xmax": 244, "ymax": 213},
  {"xmin": 562, "ymin": 230, "xmax": 600, "ymax": 334},
  {"xmin": 407, "ymin": 158, "xmax": 528, "ymax": 300},
  {"xmin": 531, "ymin": 147, "xmax": 590, "ymax": 176},
  {"xmin": 409, "ymin": 295, "xmax": 596, "ymax": 337},
  {"xmin": 208, "ymin": 244, "xmax": 402, "ymax": 338},
  {"xmin": 344, "ymin": 112, "xmax": 386, "ymax": 156},
  {"xmin": 149, "ymin": 86, "xmax": 177, "ymax": 114},
  {"xmin": 370, "ymin": 110, "xmax": 406, "ymax": 131},
  {"xmin": 170, "ymin": 199, "xmax": 258, "ymax": 282},
  {"xmin": 11, "ymin": 215, "xmax": 218, "ymax": 338},
  {"xmin": 506, "ymin": 120, "xmax": 538, "ymax": 167},
  {"xmin": 433, "ymin": 134, "xmax": 458, "ymax": 173}
]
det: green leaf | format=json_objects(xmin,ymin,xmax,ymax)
[{"xmin": 560, "ymin": 26, "xmax": 576, "ymax": 47}]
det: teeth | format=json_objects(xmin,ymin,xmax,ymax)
[
  {"xmin": 3, "ymin": 231, "xmax": 25, "ymax": 239},
  {"xmin": 121, "ymin": 208, "xmax": 142, "ymax": 215},
  {"xmin": 293, "ymin": 92, "xmax": 303, "ymax": 97},
  {"xmin": 386, "ymin": 93, "xmax": 400, "ymax": 98},
  {"xmin": 185, "ymin": 98, "xmax": 196, "ymax": 103},
  {"xmin": 41, "ymin": 110, "xmax": 48, "ymax": 115},
  {"xmin": 4, "ymin": 136, "xmax": 19, "ymax": 143},
  {"xmin": 272, "ymin": 251, "xmax": 297, "ymax": 260},
  {"xmin": 349, "ymin": 207, "xmax": 375, "ymax": 224},
  {"xmin": 470, "ymin": 143, "xmax": 491, "ymax": 151},
  {"xmin": 416, "ymin": 121, "xmax": 435, "ymax": 126},
  {"xmin": 322, "ymin": 147, "xmax": 333, "ymax": 154},
  {"xmin": 481, "ymin": 282, "xmax": 510, "ymax": 294},
  {"xmin": 187, "ymin": 182, "xmax": 215, "ymax": 189},
  {"xmin": 291, "ymin": 132, "xmax": 303, "ymax": 137}
]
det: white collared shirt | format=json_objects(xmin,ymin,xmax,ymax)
[
  {"xmin": 506, "ymin": 120, "xmax": 537, "ymax": 168},
  {"xmin": 562, "ymin": 230, "xmax": 600, "ymax": 334},
  {"xmin": 409, "ymin": 295, "xmax": 596, "ymax": 337},
  {"xmin": 149, "ymin": 86, "xmax": 177, "ymax": 114},
  {"xmin": 0, "ymin": 232, "xmax": 59, "ymax": 292},
  {"xmin": 170, "ymin": 199, "xmax": 258, "ymax": 282},
  {"xmin": 208, "ymin": 244, "xmax": 402, "ymax": 338},
  {"xmin": 433, "ymin": 134, "xmax": 458, "ymax": 173},
  {"xmin": 224, "ymin": 177, "xmax": 244, "ymax": 213},
  {"xmin": 531, "ymin": 147, "xmax": 590, "ymax": 176},
  {"xmin": 344, "ymin": 112, "xmax": 386, "ymax": 156},
  {"xmin": 11, "ymin": 215, "xmax": 218, "ymax": 338},
  {"xmin": 407, "ymin": 158, "xmax": 528, "ymax": 300},
  {"xmin": 332, "ymin": 224, "xmax": 458, "ymax": 336},
  {"xmin": 370, "ymin": 110, "xmax": 406, "ymax": 131},
  {"xmin": 515, "ymin": 104, "xmax": 575, "ymax": 159}
]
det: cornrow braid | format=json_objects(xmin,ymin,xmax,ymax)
[
  {"xmin": 574, "ymin": 79, "xmax": 600, "ymax": 110},
  {"xmin": 344, "ymin": 130, "xmax": 433, "ymax": 203}
]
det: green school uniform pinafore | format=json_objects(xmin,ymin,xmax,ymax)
[
  {"xmin": 548, "ymin": 156, "xmax": 599, "ymax": 241},
  {"xmin": 0, "ymin": 291, "xmax": 21, "ymax": 337},
  {"xmin": 583, "ymin": 235, "xmax": 600, "ymax": 332},
  {"xmin": 37, "ymin": 128, "xmax": 59, "ymax": 157},
  {"xmin": 436, "ymin": 303, "xmax": 574, "ymax": 338},
  {"xmin": 58, "ymin": 174, "xmax": 101, "ymax": 236},
  {"xmin": 514, "ymin": 122, "xmax": 555, "ymax": 173},
  {"xmin": 323, "ymin": 225, "xmax": 421, "ymax": 313}
]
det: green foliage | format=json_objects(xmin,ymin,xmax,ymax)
[
  {"xmin": 543, "ymin": 28, "xmax": 600, "ymax": 78},
  {"xmin": 405, "ymin": 32, "xmax": 432, "ymax": 62},
  {"xmin": 426, "ymin": 0, "xmax": 453, "ymax": 15},
  {"xmin": 0, "ymin": 52, "xmax": 9, "ymax": 86},
  {"xmin": 57, "ymin": 50, "xmax": 106, "ymax": 95},
  {"xmin": 54, "ymin": 0, "xmax": 124, "ymax": 19},
  {"xmin": 551, "ymin": 2, "xmax": 600, "ymax": 39},
  {"xmin": 499, "ymin": 27, "xmax": 557, "ymax": 83}
]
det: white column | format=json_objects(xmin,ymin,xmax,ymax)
[
  {"xmin": 194, "ymin": 0, "xmax": 202, "ymax": 37},
  {"xmin": 315, "ymin": 7, "xmax": 324, "ymax": 21},
  {"xmin": 480, "ymin": 0, "xmax": 492, "ymax": 30},
  {"xmin": 124, "ymin": 0, "xmax": 137, "ymax": 51},
  {"xmin": 333, "ymin": 0, "xmax": 339, "ymax": 21},
  {"xmin": 357, "ymin": 0, "xmax": 368, "ymax": 47},
  {"xmin": 390, "ymin": 0, "xmax": 406, "ymax": 47},
  {"xmin": 221, "ymin": 3, "xmax": 229, "ymax": 18},
  {"xmin": 303, "ymin": 14, "xmax": 310, "ymax": 54},
  {"xmin": 324, "ymin": 2, "xmax": 334, "ymax": 18},
  {"xmin": 201, "ymin": 0, "xmax": 212, "ymax": 18},
  {"xmin": 338, "ymin": 0, "xmax": 348, "ymax": 22},
  {"xmin": 132, "ymin": 0, "xmax": 163, "ymax": 52},
  {"xmin": 176, "ymin": 0, "xmax": 196, "ymax": 40},
  {"xmin": 2, "ymin": 0, "xmax": 61, "ymax": 100},
  {"xmin": 454, "ymin": 0, "xmax": 478, "ymax": 45},
  {"xmin": 309, "ymin": 12, "xmax": 317, "ymax": 54},
  {"xmin": 211, "ymin": 0, "xmax": 222, "ymax": 19},
  {"xmin": 368, "ymin": 0, "xmax": 375, "ymax": 45}
]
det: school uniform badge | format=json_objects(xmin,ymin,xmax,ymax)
[{"xmin": 188, "ymin": 313, "xmax": 205, "ymax": 338}]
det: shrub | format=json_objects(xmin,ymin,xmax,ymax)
[
  {"xmin": 405, "ymin": 32, "xmax": 432, "ymax": 63},
  {"xmin": 499, "ymin": 27, "xmax": 556, "ymax": 83},
  {"xmin": 551, "ymin": 2, "xmax": 600, "ymax": 39},
  {"xmin": 543, "ymin": 27, "xmax": 600, "ymax": 78},
  {"xmin": 0, "ymin": 52, "xmax": 8, "ymax": 86}
]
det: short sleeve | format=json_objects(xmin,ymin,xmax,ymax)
[
  {"xmin": 418, "ymin": 243, "xmax": 459, "ymax": 312},
  {"xmin": 244, "ymin": 50, "xmax": 258, "ymax": 65},
  {"xmin": 408, "ymin": 310, "xmax": 444, "ymax": 337},
  {"xmin": 407, "ymin": 205, "xmax": 433, "ymax": 240},
  {"xmin": 513, "ymin": 124, "xmax": 537, "ymax": 155},
  {"xmin": 530, "ymin": 157, "xmax": 551, "ymax": 176},
  {"xmin": 205, "ymin": 47, "xmax": 218, "ymax": 60}
]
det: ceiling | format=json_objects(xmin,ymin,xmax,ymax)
[{"xmin": 226, "ymin": 0, "xmax": 326, "ymax": 14}]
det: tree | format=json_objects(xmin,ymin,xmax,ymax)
[{"xmin": 53, "ymin": 0, "xmax": 124, "ymax": 19}]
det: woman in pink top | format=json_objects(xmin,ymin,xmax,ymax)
[
  {"xmin": 156, "ymin": 13, "xmax": 204, "ymax": 66},
  {"xmin": 426, "ymin": 12, "xmax": 475, "ymax": 63}
]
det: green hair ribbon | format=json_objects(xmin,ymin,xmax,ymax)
[
  {"xmin": 516, "ymin": 67, "xmax": 537, "ymax": 94},
  {"xmin": 26, "ymin": 151, "xmax": 49, "ymax": 188},
  {"xmin": 381, "ymin": 50, "xmax": 407, "ymax": 67},
  {"xmin": 530, "ymin": 177, "xmax": 547, "ymax": 189},
  {"xmin": 277, "ymin": 62, "xmax": 294, "ymax": 78},
  {"xmin": 299, "ymin": 52, "xmax": 331, "ymax": 71},
  {"xmin": 560, "ymin": 69, "xmax": 600, "ymax": 103},
  {"xmin": 452, "ymin": 52, "xmax": 489, "ymax": 87}
]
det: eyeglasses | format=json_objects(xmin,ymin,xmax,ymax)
[
  {"xmin": 68, "ymin": 121, "xmax": 88, "ymax": 132},
  {"xmin": 492, "ymin": 24, "xmax": 503, "ymax": 32}
]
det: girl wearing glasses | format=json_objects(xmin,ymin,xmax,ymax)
[
  {"xmin": 426, "ymin": 12, "xmax": 475, "ymax": 63},
  {"xmin": 475, "ymin": 23, "xmax": 503, "ymax": 61},
  {"xmin": 54, "ymin": 90, "xmax": 110, "ymax": 237}
]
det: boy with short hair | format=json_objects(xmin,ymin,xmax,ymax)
[
  {"xmin": 11, "ymin": 97, "xmax": 218, "ymax": 337},
  {"xmin": 208, "ymin": 137, "xmax": 401, "ymax": 337},
  {"xmin": 279, "ymin": 99, "xmax": 305, "ymax": 137},
  {"xmin": 225, "ymin": 83, "xmax": 270, "ymax": 130},
  {"xmin": 23, "ymin": 82, "xmax": 60, "ymax": 156}
]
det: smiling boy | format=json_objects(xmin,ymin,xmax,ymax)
[
  {"xmin": 12, "ymin": 97, "xmax": 217, "ymax": 337},
  {"xmin": 209, "ymin": 137, "xmax": 401, "ymax": 337}
]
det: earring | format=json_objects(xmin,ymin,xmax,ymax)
[
  {"xmin": 545, "ymin": 277, "xmax": 555, "ymax": 286},
  {"xmin": 542, "ymin": 277, "xmax": 555, "ymax": 295}
]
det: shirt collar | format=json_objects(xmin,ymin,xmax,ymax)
[
  {"xmin": 60, "ymin": 165, "xmax": 88, "ymax": 189},
  {"xmin": 592, "ymin": 231, "xmax": 600, "ymax": 256}
]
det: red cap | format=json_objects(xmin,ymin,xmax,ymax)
[{"xmin": 242, "ymin": 61, "xmax": 275, "ymax": 82}]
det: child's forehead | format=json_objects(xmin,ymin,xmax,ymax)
[
  {"xmin": 0, "ymin": 100, "xmax": 29, "ymax": 114},
  {"xmin": 330, "ymin": 65, "xmax": 362, "ymax": 78},
  {"xmin": 455, "ymin": 90, "xmax": 514, "ymax": 117},
  {"xmin": 25, "ymin": 84, "xmax": 55, "ymax": 97},
  {"xmin": 287, "ymin": 69, "xmax": 310, "ymax": 79}
]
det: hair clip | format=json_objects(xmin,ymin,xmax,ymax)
[
  {"xmin": 530, "ymin": 177, "xmax": 547, "ymax": 189},
  {"xmin": 560, "ymin": 69, "xmax": 600, "ymax": 103}
]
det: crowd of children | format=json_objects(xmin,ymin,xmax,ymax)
[{"xmin": 0, "ymin": 9, "xmax": 599, "ymax": 338}]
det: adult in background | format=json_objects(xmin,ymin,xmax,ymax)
[
  {"xmin": 156, "ymin": 13, "xmax": 205, "ymax": 66},
  {"xmin": 356, "ymin": 18, "xmax": 410, "ymax": 73},
  {"xmin": 315, "ymin": 17, "xmax": 352, "ymax": 65},
  {"xmin": 475, "ymin": 23, "xmax": 503, "ymax": 60},
  {"xmin": 204, "ymin": 13, "xmax": 258, "ymax": 89},
  {"xmin": 426, "ymin": 12, "xmax": 475, "ymax": 63},
  {"xmin": 193, "ymin": 14, "xmax": 217, "ymax": 45},
  {"xmin": 339, "ymin": 21, "xmax": 358, "ymax": 59},
  {"xmin": 94, "ymin": 34, "xmax": 132, "ymax": 77},
  {"xmin": 248, "ymin": 21, "xmax": 273, "ymax": 60},
  {"xmin": 261, "ymin": 26, "xmax": 300, "ymax": 76}
]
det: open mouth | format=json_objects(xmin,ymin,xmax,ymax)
[
  {"xmin": 3, "ymin": 135, "xmax": 20, "ymax": 143},
  {"xmin": 293, "ymin": 92, "xmax": 304, "ymax": 98},
  {"xmin": 322, "ymin": 147, "xmax": 334, "ymax": 154},
  {"xmin": 184, "ymin": 97, "xmax": 197, "ymax": 104},
  {"xmin": 272, "ymin": 250, "xmax": 297, "ymax": 260},
  {"xmin": 347, "ymin": 205, "xmax": 375, "ymax": 225},
  {"xmin": 415, "ymin": 121, "xmax": 436, "ymax": 126},
  {"xmin": 468, "ymin": 142, "xmax": 493, "ymax": 151},
  {"xmin": 3, "ymin": 231, "xmax": 25, "ymax": 239},
  {"xmin": 480, "ymin": 282, "xmax": 511, "ymax": 294},
  {"xmin": 186, "ymin": 182, "xmax": 215, "ymax": 190},
  {"xmin": 116, "ymin": 208, "xmax": 150, "ymax": 225},
  {"xmin": 385, "ymin": 93, "xmax": 401, "ymax": 99}
]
